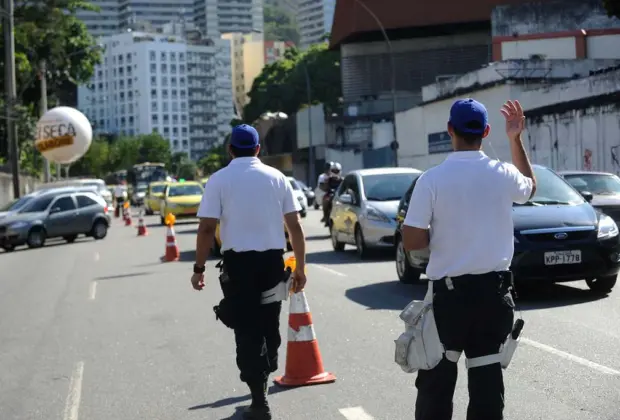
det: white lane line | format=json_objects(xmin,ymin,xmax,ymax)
[
  {"xmin": 312, "ymin": 264, "xmax": 347, "ymax": 277},
  {"xmin": 88, "ymin": 282, "xmax": 97, "ymax": 300},
  {"xmin": 93, "ymin": 252, "xmax": 100, "ymax": 262},
  {"xmin": 521, "ymin": 337, "xmax": 620, "ymax": 375},
  {"xmin": 339, "ymin": 407, "xmax": 375, "ymax": 420},
  {"xmin": 63, "ymin": 361, "xmax": 85, "ymax": 420}
]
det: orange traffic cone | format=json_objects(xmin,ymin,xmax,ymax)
[
  {"xmin": 125, "ymin": 208, "xmax": 132, "ymax": 226},
  {"xmin": 162, "ymin": 224, "xmax": 180, "ymax": 262},
  {"xmin": 137, "ymin": 214, "xmax": 148, "ymax": 236},
  {"xmin": 274, "ymin": 292, "xmax": 336, "ymax": 387}
]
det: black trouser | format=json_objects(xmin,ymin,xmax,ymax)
[
  {"xmin": 415, "ymin": 272, "xmax": 515, "ymax": 420},
  {"xmin": 222, "ymin": 249, "xmax": 284, "ymax": 385}
]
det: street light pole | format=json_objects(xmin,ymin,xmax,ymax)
[
  {"xmin": 352, "ymin": 0, "xmax": 399, "ymax": 167},
  {"xmin": 302, "ymin": 63, "xmax": 315, "ymax": 187},
  {"xmin": 3, "ymin": 0, "xmax": 20, "ymax": 197},
  {"xmin": 39, "ymin": 60, "xmax": 51, "ymax": 182}
]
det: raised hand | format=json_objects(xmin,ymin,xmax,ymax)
[{"xmin": 500, "ymin": 100, "xmax": 525, "ymax": 141}]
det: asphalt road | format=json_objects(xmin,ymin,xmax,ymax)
[{"xmin": 1, "ymin": 209, "xmax": 620, "ymax": 420}]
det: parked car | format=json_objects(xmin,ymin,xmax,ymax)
[
  {"xmin": 329, "ymin": 167, "xmax": 423, "ymax": 259},
  {"xmin": 0, "ymin": 189, "xmax": 110, "ymax": 252},
  {"xmin": 37, "ymin": 178, "xmax": 113, "ymax": 207},
  {"xmin": 394, "ymin": 165, "xmax": 620, "ymax": 294},
  {"xmin": 144, "ymin": 181, "xmax": 169, "ymax": 215},
  {"xmin": 560, "ymin": 171, "xmax": 620, "ymax": 222},
  {"xmin": 296, "ymin": 180, "xmax": 316, "ymax": 207},
  {"xmin": 159, "ymin": 181, "xmax": 204, "ymax": 225},
  {"xmin": 287, "ymin": 177, "xmax": 308, "ymax": 218}
]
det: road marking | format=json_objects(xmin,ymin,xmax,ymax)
[
  {"xmin": 312, "ymin": 264, "xmax": 347, "ymax": 277},
  {"xmin": 93, "ymin": 252, "xmax": 100, "ymax": 262},
  {"xmin": 339, "ymin": 407, "xmax": 374, "ymax": 420},
  {"xmin": 521, "ymin": 337, "xmax": 620, "ymax": 375},
  {"xmin": 88, "ymin": 282, "xmax": 97, "ymax": 300},
  {"xmin": 63, "ymin": 362, "xmax": 84, "ymax": 420}
]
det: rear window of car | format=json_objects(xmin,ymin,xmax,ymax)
[
  {"xmin": 168, "ymin": 184, "xmax": 203, "ymax": 197},
  {"xmin": 77, "ymin": 194, "xmax": 100, "ymax": 208}
]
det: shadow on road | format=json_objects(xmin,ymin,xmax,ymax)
[
  {"xmin": 188, "ymin": 385, "xmax": 291, "ymax": 411},
  {"xmin": 307, "ymin": 249, "xmax": 394, "ymax": 265},
  {"xmin": 515, "ymin": 283, "xmax": 609, "ymax": 310},
  {"xmin": 306, "ymin": 234, "xmax": 330, "ymax": 241},
  {"xmin": 96, "ymin": 271, "xmax": 153, "ymax": 280},
  {"xmin": 345, "ymin": 280, "xmax": 426, "ymax": 310}
]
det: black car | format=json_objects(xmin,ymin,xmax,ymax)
[{"xmin": 394, "ymin": 165, "xmax": 620, "ymax": 294}]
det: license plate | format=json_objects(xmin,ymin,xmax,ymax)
[{"xmin": 544, "ymin": 250, "xmax": 582, "ymax": 265}]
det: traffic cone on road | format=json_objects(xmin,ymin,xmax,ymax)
[
  {"xmin": 137, "ymin": 213, "xmax": 148, "ymax": 236},
  {"xmin": 162, "ymin": 224, "xmax": 179, "ymax": 262},
  {"xmin": 124, "ymin": 207, "xmax": 133, "ymax": 226},
  {"xmin": 274, "ymin": 292, "xmax": 336, "ymax": 387}
]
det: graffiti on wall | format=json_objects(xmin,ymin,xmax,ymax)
[{"xmin": 583, "ymin": 149, "xmax": 593, "ymax": 171}]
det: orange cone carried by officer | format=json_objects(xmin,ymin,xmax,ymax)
[
  {"xmin": 274, "ymin": 267, "xmax": 336, "ymax": 387},
  {"xmin": 162, "ymin": 213, "xmax": 179, "ymax": 262},
  {"xmin": 124, "ymin": 201, "xmax": 132, "ymax": 226}
]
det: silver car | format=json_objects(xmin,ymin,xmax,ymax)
[
  {"xmin": 0, "ymin": 189, "xmax": 111, "ymax": 252},
  {"xmin": 329, "ymin": 167, "xmax": 423, "ymax": 259}
]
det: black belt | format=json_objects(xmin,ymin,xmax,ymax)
[{"xmin": 433, "ymin": 270, "xmax": 513, "ymax": 292}]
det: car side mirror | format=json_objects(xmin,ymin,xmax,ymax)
[
  {"xmin": 581, "ymin": 191, "xmax": 594, "ymax": 202},
  {"xmin": 339, "ymin": 193, "xmax": 353, "ymax": 204}
]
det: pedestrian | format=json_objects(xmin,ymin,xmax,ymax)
[
  {"xmin": 113, "ymin": 180, "xmax": 127, "ymax": 217},
  {"xmin": 190, "ymin": 124, "xmax": 307, "ymax": 420},
  {"xmin": 402, "ymin": 99, "xmax": 536, "ymax": 420},
  {"xmin": 316, "ymin": 161, "xmax": 332, "ymax": 216}
]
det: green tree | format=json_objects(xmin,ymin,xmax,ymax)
[
  {"xmin": 243, "ymin": 43, "xmax": 341, "ymax": 123},
  {"xmin": 198, "ymin": 144, "xmax": 228, "ymax": 175},
  {"xmin": 603, "ymin": 0, "xmax": 620, "ymax": 18},
  {"xmin": 69, "ymin": 137, "xmax": 111, "ymax": 178},
  {"xmin": 136, "ymin": 133, "xmax": 172, "ymax": 164},
  {"xmin": 169, "ymin": 151, "xmax": 189, "ymax": 175},
  {"xmin": 264, "ymin": 5, "xmax": 300, "ymax": 44},
  {"xmin": 177, "ymin": 160, "xmax": 198, "ymax": 180}
]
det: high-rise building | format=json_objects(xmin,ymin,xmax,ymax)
[
  {"xmin": 298, "ymin": 0, "xmax": 335, "ymax": 49},
  {"xmin": 118, "ymin": 0, "xmax": 193, "ymax": 29},
  {"xmin": 223, "ymin": 32, "xmax": 294, "ymax": 113},
  {"xmin": 194, "ymin": 0, "xmax": 264, "ymax": 38},
  {"xmin": 76, "ymin": 0, "xmax": 120, "ymax": 37},
  {"xmin": 265, "ymin": 0, "xmax": 298, "ymax": 16},
  {"xmin": 77, "ymin": 28, "xmax": 234, "ymax": 159}
]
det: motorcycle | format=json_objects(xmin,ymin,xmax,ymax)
[{"xmin": 322, "ymin": 177, "xmax": 343, "ymax": 227}]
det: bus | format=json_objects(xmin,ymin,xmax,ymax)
[{"xmin": 127, "ymin": 162, "xmax": 170, "ymax": 186}]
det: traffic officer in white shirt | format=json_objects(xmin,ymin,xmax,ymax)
[
  {"xmin": 402, "ymin": 99, "xmax": 537, "ymax": 420},
  {"xmin": 190, "ymin": 124, "xmax": 307, "ymax": 420}
]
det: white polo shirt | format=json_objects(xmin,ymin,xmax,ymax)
[
  {"xmin": 197, "ymin": 157, "xmax": 301, "ymax": 252},
  {"xmin": 114, "ymin": 185, "xmax": 126, "ymax": 199},
  {"xmin": 404, "ymin": 150, "xmax": 533, "ymax": 280}
]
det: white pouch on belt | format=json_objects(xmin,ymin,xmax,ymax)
[
  {"xmin": 260, "ymin": 270, "xmax": 293, "ymax": 304},
  {"xmin": 394, "ymin": 281, "xmax": 445, "ymax": 373}
]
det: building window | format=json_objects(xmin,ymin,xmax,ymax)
[
  {"xmin": 151, "ymin": 76, "xmax": 156, "ymax": 84},
  {"xmin": 150, "ymin": 89, "xmax": 157, "ymax": 97},
  {"xmin": 151, "ymin": 102, "xmax": 157, "ymax": 111},
  {"xmin": 170, "ymin": 52, "xmax": 176, "ymax": 60},
  {"xmin": 150, "ymin": 63, "xmax": 156, "ymax": 73},
  {"xmin": 161, "ymin": 64, "xmax": 167, "ymax": 73},
  {"xmin": 161, "ymin": 52, "xmax": 166, "ymax": 61},
  {"xmin": 171, "ymin": 64, "xmax": 177, "ymax": 73},
  {"xmin": 150, "ymin": 51, "xmax": 156, "ymax": 61}
]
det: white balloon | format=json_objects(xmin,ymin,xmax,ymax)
[{"xmin": 35, "ymin": 106, "xmax": 93, "ymax": 164}]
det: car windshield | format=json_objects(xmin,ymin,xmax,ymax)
[
  {"xmin": 563, "ymin": 173, "xmax": 620, "ymax": 195},
  {"xmin": 20, "ymin": 195, "xmax": 54, "ymax": 213},
  {"xmin": 137, "ymin": 184, "xmax": 148, "ymax": 192},
  {"xmin": 288, "ymin": 179, "xmax": 301, "ymax": 190},
  {"xmin": 516, "ymin": 167, "xmax": 584, "ymax": 206},
  {"xmin": 168, "ymin": 184, "xmax": 203, "ymax": 197},
  {"xmin": 1, "ymin": 196, "xmax": 33, "ymax": 212},
  {"xmin": 363, "ymin": 173, "xmax": 421, "ymax": 201},
  {"xmin": 151, "ymin": 184, "xmax": 166, "ymax": 194}
]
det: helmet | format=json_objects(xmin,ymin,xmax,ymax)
[
  {"xmin": 324, "ymin": 161, "xmax": 333, "ymax": 172},
  {"xmin": 330, "ymin": 162, "xmax": 342, "ymax": 175}
]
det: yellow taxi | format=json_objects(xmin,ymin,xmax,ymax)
[
  {"xmin": 144, "ymin": 181, "xmax": 169, "ymax": 215},
  {"xmin": 159, "ymin": 181, "xmax": 204, "ymax": 225},
  {"xmin": 212, "ymin": 222, "xmax": 293, "ymax": 256}
]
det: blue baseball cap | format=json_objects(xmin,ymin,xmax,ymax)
[
  {"xmin": 449, "ymin": 98, "xmax": 488, "ymax": 135},
  {"xmin": 230, "ymin": 124, "xmax": 259, "ymax": 148}
]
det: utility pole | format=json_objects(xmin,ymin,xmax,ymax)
[
  {"xmin": 3, "ymin": 0, "xmax": 20, "ymax": 197},
  {"xmin": 303, "ymin": 64, "xmax": 315, "ymax": 187},
  {"xmin": 39, "ymin": 60, "xmax": 51, "ymax": 182}
]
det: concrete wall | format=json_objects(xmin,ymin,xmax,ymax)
[{"xmin": 0, "ymin": 172, "xmax": 41, "ymax": 208}]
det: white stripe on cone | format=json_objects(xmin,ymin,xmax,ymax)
[
  {"xmin": 288, "ymin": 325, "xmax": 317, "ymax": 342},
  {"xmin": 289, "ymin": 292, "xmax": 311, "ymax": 314}
]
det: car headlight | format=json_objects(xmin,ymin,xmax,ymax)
[
  {"xmin": 366, "ymin": 206, "xmax": 390, "ymax": 223},
  {"xmin": 598, "ymin": 214, "xmax": 619, "ymax": 239},
  {"xmin": 9, "ymin": 221, "xmax": 28, "ymax": 230}
]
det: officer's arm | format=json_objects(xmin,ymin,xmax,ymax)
[
  {"xmin": 402, "ymin": 176, "xmax": 433, "ymax": 251},
  {"xmin": 195, "ymin": 178, "xmax": 221, "ymax": 268}
]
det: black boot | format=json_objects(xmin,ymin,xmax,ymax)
[{"xmin": 243, "ymin": 381, "xmax": 271, "ymax": 420}]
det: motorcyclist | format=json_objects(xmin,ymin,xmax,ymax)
[
  {"xmin": 316, "ymin": 162, "xmax": 332, "ymax": 218},
  {"xmin": 321, "ymin": 162, "xmax": 343, "ymax": 226}
]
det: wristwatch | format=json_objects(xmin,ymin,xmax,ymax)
[{"xmin": 193, "ymin": 264, "xmax": 205, "ymax": 274}]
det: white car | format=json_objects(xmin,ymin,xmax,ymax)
[{"xmin": 287, "ymin": 177, "xmax": 308, "ymax": 217}]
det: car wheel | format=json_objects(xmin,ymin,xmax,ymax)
[
  {"xmin": 91, "ymin": 220, "xmax": 108, "ymax": 240},
  {"xmin": 586, "ymin": 275, "xmax": 617, "ymax": 294},
  {"xmin": 160, "ymin": 215, "xmax": 166, "ymax": 226},
  {"xmin": 355, "ymin": 225, "xmax": 371, "ymax": 260},
  {"xmin": 330, "ymin": 222, "xmax": 345, "ymax": 251},
  {"xmin": 145, "ymin": 206, "xmax": 153, "ymax": 216},
  {"xmin": 63, "ymin": 235, "xmax": 78, "ymax": 243},
  {"xmin": 2, "ymin": 244, "xmax": 15, "ymax": 252},
  {"xmin": 26, "ymin": 227, "xmax": 46, "ymax": 249},
  {"xmin": 314, "ymin": 202, "xmax": 320, "ymax": 210},
  {"xmin": 395, "ymin": 237, "xmax": 422, "ymax": 284}
]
